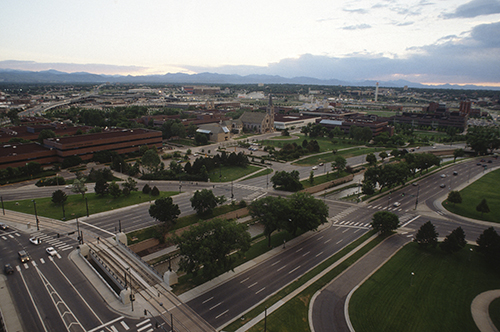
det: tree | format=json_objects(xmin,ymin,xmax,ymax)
[
  {"xmin": 440, "ymin": 227, "xmax": 466, "ymax": 253},
  {"xmin": 285, "ymin": 192, "xmax": 329, "ymax": 236},
  {"xmin": 71, "ymin": 178, "xmax": 87, "ymax": 198},
  {"xmin": 362, "ymin": 180, "xmax": 375, "ymax": 195},
  {"xmin": 249, "ymin": 196, "xmax": 289, "ymax": 247},
  {"xmin": 108, "ymin": 181, "xmax": 122, "ymax": 198},
  {"xmin": 151, "ymin": 186, "xmax": 160, "ymax": 196},
  {"xmin": 477, "ymin": 227, "xmax": 500, "ymax": 260},
  {"xmin": 122, "ymin": 177, "xmax": 138, "ymax": 193},
  {"xmin": 414, "ymin": 221, "xmax": 438, "ymax": 248},
  {"xmin": 270, "ymin": 170, "xmax": 303, "ymax": 192},
  {"xmin": 173, "ymin": 218, "xmax": 251, "ymax": 279},
  {"xmin": 142, "ymin": 183, "xmax": 151, "ymax": 194},
  {"xmin": 366, "ymin": 153, "xmax": 377, "ymax": 166},
  {"xmin": 332, "ymin": 156, "xmax": 347, "ymax": 177},
  {"xmin": 309, "ymin": 170, "xmax": 314, "ymax": 185},
  {"xmin": 141, "ymin": 148, "xmax": 161, "ymax": 173},
  {"xmin": 37, "ymin": 129, "xmax": 56, "ymax": 143},
  {"xmin": 453, "ymin": 148, "xmax": 465, "ymax": 162},
  {"xmin": 476, "ymin": 198, "xmax": 490, "ymax": 216},
  {"xmin": 51, "ymin": 189, "xmax": 67, "ymax": 206},
  {"xmin": 371, "ymin": 211, "xmax": 399, "ymax": 235},
  {"xmin": 447, "ymin": 191, "xmax": 462, "ymax": 205},
  {"xmin": 190, "ymin": 189, "xmax": 225, "ymax": 216},
  {"xmin": 149, "ymin": 197, "xmax": 180, "ymax": 231},
  {"xmin": 94, "ymin": 178, "xmax": 109, "ymax": 196},
  {"xmin": 379, "ymin": 151, "xmax": 388, "ymax": 161}
]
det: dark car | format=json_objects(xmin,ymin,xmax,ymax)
[
  {"xmin": 4, "ymin": 264, "xmax": 14, "ymax": 275},
  {"xmin": 477, "ymin": 163, "xmax": 482, "ymax": 166},
  {"xmin": 0, "ymin": 223, "xmax": 8, "ymax": 230},
  {"xmin": 440, "ymin": 184, "xmax": 446, "ymax": 188},
  {"xmin": 488, "ymin": 160, "xmax": 492, "ymax": 163},
  {"xmin": 453, "ymin": 171, "xmax": 458, "ymax": 175},
  {"xmin": 18, "ymin": 250, "xmax": 29, "ymax": 263}
]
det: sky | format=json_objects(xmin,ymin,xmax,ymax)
[{"xmin": 1, "ymin": 0, "xmax": 500, "ymax": 86}]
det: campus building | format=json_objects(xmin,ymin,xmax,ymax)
[{"xmin": 239, "ymin": 95, "xmax": 275, "ymax": 133}]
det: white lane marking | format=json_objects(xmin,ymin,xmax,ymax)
[
  {"xmin": 255, "ymin": 287, "xmax": 266, "ymax": 294},
  {"xmin": 401, "ymin": 215, "xmax": 421, "ymax": 228},
  {"xmin": 136, "ymin": 319, "xmax": 151, "ymax": 327},
  {"xmin": 137, "ymin": 323, "xmax": 152, "ymax": 332},
  {"xmin": 342, "ymin": 229, "xmax": 349, "ymax": 233},
  {"xmin": 120, "ymin": 320, "xmax": 130, "ymax": 330},
  {"xmin": 209, "ymin": 302, "xmax": 222, "ymax": 310},
  {"xmin": 216, "ymin": 310, "xmax": 229, "ymax": 319},
  {"xmin": 271, "ymin": 260, "xmax": 281, "ymax": 267},
  {"xmin": 316, "ymin": 251, "xmax": 324, "ymax": 257},
  {"xmin": 277, "ymin": 265, "xmax": 287, "ymax": 272},
  {"xmin": 203, "ymin": 297, "xmax": 213, "ymax": 304},
  {"xmin": 324, "ymin": 239, "xmax": 331, "ymax": 244},
  {"xmin": 240, "ymin": 277, "xmax": 249, "ymax": 283},
  {"xmin": 288, "ymin": 266, "xmax": 301, "ymax": 274},
  {"xmin": 15, "ymin": 233, "xmax": 20, "ymax": 237},
  {"xmin": 110, "ymin": 325, "xmax": 119, "ymax": 332},
  {"xmin": 302, "ymin": 251, "xmax": 310, "ymax": 257},
  {"xmin": 316, "ymin": 236, "xmax": 324, "ymax": 241},
  {"xmin": 40, "ymin": 258, "xmax": 45, "ymax": 264},
  {"xmin": 295, "ymin": 248, "xmax": 303, "ymax": 252},
  {"xmin": 336, "ymin": 240, "xmax": 343, "ymax": 244},
  {"xmin": 248, "ymin": 282, "xmax": 258, "ymax": 288}
]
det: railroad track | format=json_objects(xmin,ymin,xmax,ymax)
[{"xmin": 87, "ymin": 237, "xmax": 214, "ymax": 332}]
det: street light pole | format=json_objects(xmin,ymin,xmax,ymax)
[{"xmin": 32, "ymin": 199, "xmax": 39, "ymax": 230}]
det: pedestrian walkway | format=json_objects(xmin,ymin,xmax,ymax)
[{"xmin": 471, "ymin": 290, "xmax": 500, "ymax": 332}]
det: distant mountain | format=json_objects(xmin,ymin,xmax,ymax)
[{"xmin": 0, "ymin": 69, "xmax": 498, "ymax": 90}]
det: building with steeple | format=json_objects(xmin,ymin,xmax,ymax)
[{"xmin": 239, "ymin": 94, "xmax": 275, "ymax": 133}]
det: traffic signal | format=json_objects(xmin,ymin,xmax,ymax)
[{"xmin": 402, "ymin": 193, "xmax": 405, "ymax": 197}]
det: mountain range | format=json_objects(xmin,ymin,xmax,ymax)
[{"xmin": 0, "ymin": 69, "xmax": 498, "ymax": 90}]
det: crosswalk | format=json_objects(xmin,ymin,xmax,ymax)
[
  {"xmin": 29, "ymin": 231, "xmax": 74, "ymax": 252},
  {"xmin": 15, "ymin": 254, "xmax": 61, "ymax": 271},
  {"xmin": 332, "ymin": 219, "xmax": 372, "ymax": 228},
  {"xmin": 366, "ymin": 203, "xmax": 406, "ymax": 212},
  {"xmin": 90, "ymin": 317, "xmax": 155, "ymax": 332}
]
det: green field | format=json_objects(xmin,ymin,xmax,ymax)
[
  {"xmin": 260, "ymin": 134, "xmax": 355, "ymax": 153},
  {"xmin": 294, "ymin": 146, "xmax": 384, "ymax": 166},
  {"xmin": 3, "ymin": 191, "xmax": 177, "ymax": 220},
  {"xmin": 444, "ymin": 168, "xmax": 500, "ymax": 223},
  {"xmin": 208, "ymin": 165, "xmax": 262, "ymax": 182},
  {"xmin": 349, "ymin": 242, "xmax": 500, "ymax": 332}
]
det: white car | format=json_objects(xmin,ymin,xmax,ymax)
[
  {"xmin": 312, "ymin": 166, "xmax": 318, "ymax": 170},
  {"xmin": 29, "ymin": 237, "xmax": 41, "ymax": 245},
  {"xmin": 393, "ymin": 202, "xmax": 401, "ymax": 207},
  {"xmin": 440, "ymin": 174, "xmax": 446, "ymax": 178},
  {"xmin": 46, "ymin": 247, "xmax": 58, "ymax": 256}
]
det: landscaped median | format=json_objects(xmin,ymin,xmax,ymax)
[{"xmin": 221, "ymin": 230, "xmax": 383, "ymax": 332}]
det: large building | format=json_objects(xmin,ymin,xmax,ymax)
[
  {"xmin": 273, "ymin": 114, "xmax": 322, "ymax": 130},
  {"xmin": 0, "ymin": 128, "xmax": 162, "ymax": 169},
  {"xmin": 239, "ymin": 95, "xmax": 275, "ymax": 133},
  {"xmin": 390, "ymin": 102, "xmax": 468, "ymax": 130},
  {"xmin": 317, "ymin": 118, "xmax": 393, "ymax": 137},
  {"xmin": 43, "ymin": 128, "xmax": 162, "ymax": 162}
]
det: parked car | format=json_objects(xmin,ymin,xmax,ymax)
[
  {"xmin": 29, "ymin": 237, "xmax": 41, "ymax": 245},
  {"xmin": 4, "ymin": 264, "xmax": 14, "ymax": 275},
  {"xmin": 0, "ymin": 223, "xmax": 8, "ymax": 230},
  {"xmin": 46, "ymin": 247, "xmax": 57, "ymax": 256}
]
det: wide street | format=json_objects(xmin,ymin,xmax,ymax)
[{"xmin": 1, "ymin": 136, "xmax": 497, "ymax": 332}]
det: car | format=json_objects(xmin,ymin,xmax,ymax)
[
  {"xmin": 440, "ymin": 184, "xmax": 446, "ymax": 188},
  {"xmin": 18, "ymin": 250, "xmax": 29, "ymax": 263},
  {"xmin": 480, "ymin": 159, "xmax": 485, "ymax": 162},
  {"xmin": 412, "ymin": 182, "xmax": 418, "ymax": 186},
  {"xmin": 483, "ymin": 164, "xmax": 488, "ymax": 168},
  {"xmin": 0, "ymin": 223, "xmax": 8, "ymax": 230},
  {"xmin": 319, "ymin": 163, "xmax": 324, "ymax": 166},
  {"xmin": 453, "ymin": 171, "xmax": 458, "ymax": 175},
  {"xmin": 440, "ymin": 174, "xmax": 446, "ymax": 178},
  {"xmin": 432, "ymin": 146, "xmax": 436, "ymax": 149},
  {"xmin": 477, "ymin": 163, "xmax": 482, "ymax": 166},
  {"xmin": 488, "ymin": 160, "xmax": 492, "ymax": 163},
  {"xmin": 29, "ymin": 237, "xmax": 41, "ymax": 245},
  {"xmin": 4, "ymin": 264, "xmax": 14, "ymax": 275},
  {"xmin": 393, "ymin": 202, "xmax": 401, "ymax": 207},
  {"xmin": 312, "ymin": 166, "xmax": 318, "ymax": 170},
  {"xmin": 46, "ymin": 247, "xmax": 57, "ymax": 256}
]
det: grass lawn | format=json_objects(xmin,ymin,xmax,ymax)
[
  {"xmin": 243, "ymin": 167, "xmax": 273, "ymax": 181},
  {"xmin": 260, "ymin": 134, "xmax": 355, "ymax": 153},
  {"xmin": 349, "ymin": 242, "xmax": 500, "ymax": 332},
  {"xmin": 443, "ymin": 168, "xmax": 500, "ymax": 223},
  {"xmin": 3, "ymin": 191, "xmax": 177, "ymax": 220},
  {"xmin": 294, "ymin": 146, "xmax": 385, "ymax": 166},
  {"xmin": 301, "ymin": 171, "xmax": 350, "ymax": 188},
  {"xmin": 208, "ymin": 165, "xmax": 262, "ymax": 183}
]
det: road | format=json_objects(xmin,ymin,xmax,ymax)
[{"xmin": 0, "ymin": 224, "xmax": 165, "ymax": 332}]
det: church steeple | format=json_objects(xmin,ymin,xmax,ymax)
[{"xmin": 266, "ymin": 93, "xmax": 275, "ymax": 132}]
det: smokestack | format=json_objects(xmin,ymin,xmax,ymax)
[{"xmin": 375, "ymin": 82, "xmax": 379, "ymax": 102}]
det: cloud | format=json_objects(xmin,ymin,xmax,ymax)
[
  {"xmin": 342, "ymin": 24, "xmax": 372, "ymax": 30},
  {"xmin": 342, "ymin": 7, "xmax": 370, "ymax": 14},
  {"xmin": 0, "ymin": 60, "xmax": 148, "ymax": 75},
  {"xmin": 442, "ymin": 0, "xmax": 500, "ymax": 18},
  {"xmin": 186, "ymin": 21, "xmax": 500, "ymax": 84}
]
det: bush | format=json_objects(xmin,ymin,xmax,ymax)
[
  {"xmin": 142, "ymin": 183, "xmax": 151, "ymax": 194},
  {"xmin": 35, "ymin": 176, "xmax": 66, "ymax": 187},
  {"xmin": 151, "ymin": 186, "xmax": 160, "ymax": 196}
]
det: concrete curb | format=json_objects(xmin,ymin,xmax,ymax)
[{"xmin": 471, "ymin": 290, "xmax": 500, "ymax": 332}]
